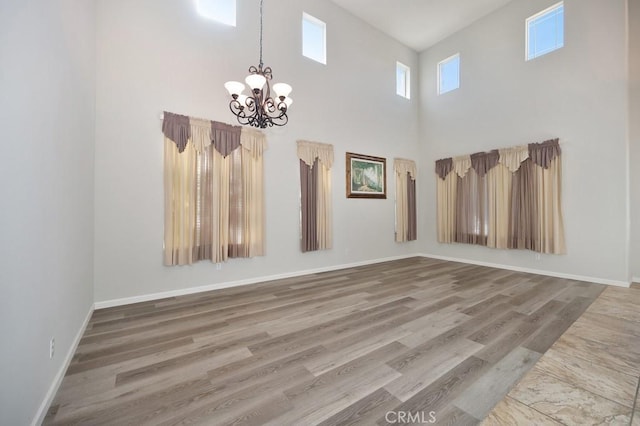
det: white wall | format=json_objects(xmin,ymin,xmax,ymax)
[
  {"xmin": 419, "ymin": 0, "xmax": 630, "ymax": 284},
  {"xmin": 0, "ymin": 0, "xmax": 633, "ymax": 421},
  {"xmin": 0, "ymin": 1, "xmax": 96, "ymax": 424},
  {"xmin": 93, "ymin": 0, "xmax": 419, "ymax": 303},
  {"xmin": 631, "ymin": 0, "xmax": 640, "ymax": 281}
]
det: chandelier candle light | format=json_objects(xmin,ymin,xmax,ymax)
[{"xmin": 224, "ymin": 0, "xmax": 292, "ymax": 128}]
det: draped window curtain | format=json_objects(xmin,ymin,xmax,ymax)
[
  {"xmin": 436, "ymin": 139, "xmax": 565, "ymax": 254},
  {"xmin": 394, "ymin": 158, "xmax": 417, "ymax": 242},
  {"xmin": 297, "ymin": 140, "xmax": 333, "ymax": 252},
  {"xmin": 163, "ymin": 111, "xmax": 267, "ymax": 265}
]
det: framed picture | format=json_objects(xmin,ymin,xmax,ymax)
[{"xmin": 346, "ymin": 152, "xmax": 387, "ymax": 199}]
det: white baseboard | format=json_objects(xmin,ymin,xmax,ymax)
[
  {"xmin": 95, "ymin": 252, "xmax": 633, "ymax": 310},
  {"xmin": 94, "ymin": 254, "xmax": 420, "ymax": 309},
  {"xmin": 633, "ymin": 276, "xmax": 640, "ymax": 284},
  {"xmin": 419, "ymin": 253, "xmax": 631, "ymax": 288},
  {"xmin": 32, "ymin": 304, "xmax": 94, "ymax": 426}
]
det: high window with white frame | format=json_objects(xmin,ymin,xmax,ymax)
[
  {"xmin": 437, "ymin": 53, "xmax": 460, "ymax": 95},
  {"xmin": 302, "ymin": 13, "xmax": 326, "ymax": 64},
  {"xmin": 396, "ymin": 62, "xmax": 410, "ymax": 99},
  {"xmin": 526, "ymin": 2, "xmax": 564, "ymax": 60},
  {"xmin": 195, "ymin": 0, "xmax": 236, "ymax": 26}
]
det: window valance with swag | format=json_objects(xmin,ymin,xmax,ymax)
[
  {"xmin": 163, "ymin": 111, "xmax": 267, "ymax": 266},
  {"xmin": 297, "ymin": 140, "xmax": 333, "ymax": 253},
  {"xmin": 435, "ymin": 138, "xmax": 565, "ymax": 254},
  {"xmin": 394, "ymin": 158, "xmax": 417, "ymax": 243}
]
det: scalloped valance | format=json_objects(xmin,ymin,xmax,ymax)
[
  {"xmin": 435, "ymin": 139, "xmax": 560, "ymax": 180},
  {"xmin": 393, "ymin": 158, "xmax": 417, "ymax": 179},
  {"xmin": 435, "ymin": 137, "xmax": 564, "ymax": 255},
  {"xmin": 162, "ymin": 112, "xmax": 190, "ymax": 153},
  {"xmin": 297, "ymin": 140, "xmax": 334, "ymax": 168},
  {"xmin": 453, "ymin": 155, "xmax": 472, "ymax": 178},
  {"xmin": 499, "ymin": 145, "xmax": 530, "ymax": 172},
  {"xmin": 162, "ymin": 111, "xmax": 266, "ymax": 156}
]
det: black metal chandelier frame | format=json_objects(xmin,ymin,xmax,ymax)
[{"xmin": 226, "ymin": 0, "xmax": 290, "ymax": 128}]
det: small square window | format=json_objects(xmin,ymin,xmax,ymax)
[
  {"xmin": 196, "ymin": 0, "xmax": 236, "ymax": 27},
  {"xmin": 396, "ymin": 62, "xmax": 410, "ymax": 99},
  {"xmin": 526, "ymin": 2, "xmax": 564, "ymax": 60},
  {"xmin": 438, "ymin": 53, "xmax": 460, "ymax": 95},
  {"xmin": 302, "ymin": 13, "xmax": 326, "ymax": 64}
]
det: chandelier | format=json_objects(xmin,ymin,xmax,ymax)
[{"xmin": 224, "ymin": 0, "xmax": 292, "ymax": 128}]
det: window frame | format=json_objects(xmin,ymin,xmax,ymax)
[
  {"xmin": 302, "ymin": 12, "xmax": 327, "ymax": 65},
  {"xmin": 525, "ymin": 1, "xmax": 564, "ymax": 61},
  {"xmin": 195, "ymin": 0, "xmax": 236, "ymax": 27},
  {"xmin": 437, "ymin": 53, "xmax": 460, "ymax": 95},
  {"xmin": 396, "ymin": 62, "xmax": 411, "ymax": 99}
]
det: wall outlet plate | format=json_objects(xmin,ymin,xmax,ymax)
[{"xmin": 49, "ymin": 337, "xmax": 55, "ymax": 359}]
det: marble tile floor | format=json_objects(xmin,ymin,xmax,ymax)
[{"xmin": 483, "ymin": 284, "xmax": 640, "ymax": 426}]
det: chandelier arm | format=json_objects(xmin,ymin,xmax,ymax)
[
  {"xmin": 269, "ymin": 112, "xmax": 288, "ymax": 127},
  {"xmin": 229, "ymin": 102, "xmax": 248, "ymax": 125}
]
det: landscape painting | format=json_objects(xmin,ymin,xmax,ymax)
[{"xmin": 346, "ymin": 152, "xmax": 387, "ymax": 199}]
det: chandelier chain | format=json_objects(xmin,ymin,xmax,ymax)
[{"xmin": 259, "ymin": 0, "xmax": 264, "ymax": 68}]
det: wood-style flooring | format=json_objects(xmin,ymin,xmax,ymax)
[{"xmin": 44, "ymin": 257, "xmax": 629, "ymax": 425}]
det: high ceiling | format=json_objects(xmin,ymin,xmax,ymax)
[{"xmin": 330, "ymin": 0, "xmax": 515, "ymax": 52}]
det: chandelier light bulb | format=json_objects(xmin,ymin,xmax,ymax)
[
  {"xmin": 245, "ymin": 74, "xmax": 267, "ymax": 91},
  {"xmin": 224, "ymin": 81, "xmax": 245, "ymax": 97},
  {"xmin": 273, "ymin": 83, "xmax": 292, "ymax": 99}
]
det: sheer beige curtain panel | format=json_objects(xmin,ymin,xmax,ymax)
[
  {"xmin": 394, "ymin": 158, "xmax": 417, "ymax": 242},
  {"xmin": 163, "ymin": 112, "xmax": 267, "ymax": 266},
  {"xmin": 435, "ymin": 139, "xmax": 565, "ymax": 254},
  {"xmin": 240, "ymin": 128, "xmax": 267, "ymax": 258},
  {"xmin": 436, "ymin": 158, "xmax": 456, "ymax": 243},
  {"xmin": 297, "ymin": 140, "xmax": 333, "ymax": 252}
]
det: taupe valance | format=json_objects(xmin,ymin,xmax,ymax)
[
  {"xmin": 162, "ymin": 111, "xmax": 258, "ymax": 157},
  {"xmin": 470, "ymin": 150, "xmax": 499, "ymax": 177},
  {"xmin": 435, "ymin": 158, "xmax": 453, "ymax": 180},
  {"xmin": 529, "ymin": 139, "xmax": 561, "ymax": 169},
  {"xmin": 162, "ymin": 112, "xmax": 190, "ymax": 153},
  {"xmin": 435, "ymin": 139, "xmax": 560, "ymax": 180},
  {"xmin": 211, "ymin": 121, "xmax": 241, "ymax": 157}
]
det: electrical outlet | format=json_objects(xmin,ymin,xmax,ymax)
[
  {"xmin": 216, "ymin": 263, "xmax": 222, "ymax": 271},
  {"xmin": 535, "ymin": 253, "xmax": 541, "ymax": 261},
  {"xmin": 49, "ymin": 337, "xmax": 55, "ymax": 359}
]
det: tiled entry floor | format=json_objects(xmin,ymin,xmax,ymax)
[{"xmin": 483, "ymin": 284, "xmax": 640, "ymax": 425}]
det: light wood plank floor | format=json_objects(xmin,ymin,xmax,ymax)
[
  {"xmin": 44, "ymin": 257, "xmax": 627, "ymax": 425},
  {"xmin": 484, "ymin": 283, "xmax": 640, "ymax": 426}
]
